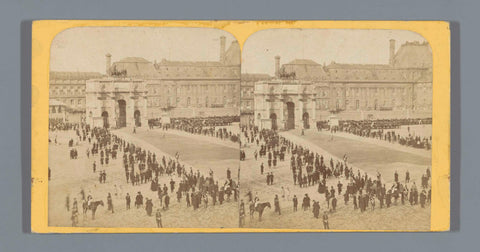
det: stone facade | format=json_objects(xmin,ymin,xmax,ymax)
[
  {"xmin": 49, "ymin": 72, "xmax": 103, "ymax": 112},
  {"xmin": 50, "ymin": 36, "xmax": 241, "ymax": 128},
  {"xmin": 254, "ymin": 40, "xmax": 433, "ymax": 130}
]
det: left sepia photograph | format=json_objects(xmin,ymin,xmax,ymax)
[{"xmin": 47, "ymin": 27, "xmax": 241, "ymax": 228}]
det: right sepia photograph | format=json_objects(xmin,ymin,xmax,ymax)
[{"xmin": 239, "ymin": 29, "xmax": 432, "ymax": 230}]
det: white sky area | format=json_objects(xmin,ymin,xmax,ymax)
[
  {"xmin": 242, "ymin": 29, "xmax": 427, "ymax": 75},
  {"xmin": 50, "ymin": 27, "xmax": 237, "ymax": 74}
]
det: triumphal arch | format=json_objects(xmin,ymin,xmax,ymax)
[
  {"xmin": 85, "ymin": 77, "xmax": 148, "ymax": 129},
  {"xmin": 254, "ymin": 79, "xmax": 316, "ymax": 131}
]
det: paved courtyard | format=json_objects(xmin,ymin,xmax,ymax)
[
  {"xmin": 48, "ymin": 127, "xmax": 239, "ymax": 228},
  {"xmin": 240, "ymin": 127, "xmax": 431, "ymax": 230}
]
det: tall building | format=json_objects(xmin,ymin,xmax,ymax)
[
  {"xmin": 49, "ymin": 37, "xmax": 241, "ymax": 128},
  {"xmin": 49, "ymin": 72, "xmax": 104, "ymax": 123},
  {"xmin": 254, "ymin": 40, "xmax": 433, "ymax": 130}
]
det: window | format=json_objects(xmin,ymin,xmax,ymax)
[
  {"xmin": 356, "ymin": 100, "xmax": 360, "ymax": 110},
  {"xmin": 52, "ymin": 106, "xmax": 56, "ymax": 113},
  {"xmin": 58, "ymin": 106, "xmax": 62, "ymax": 113},
  {"xmin": 70, "ymin": 99, "xmax": 74, "ymax": 105}
]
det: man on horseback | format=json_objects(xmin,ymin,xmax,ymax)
[
  {"xmin": 254, "ymin": 193, "xmax": 260, "ymax": 209},
  {"xmin": 86, "ymin": 195, "xmax": 93, "ymax": 209}
]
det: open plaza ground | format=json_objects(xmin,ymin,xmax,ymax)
[
  {"xmin": 240, "ymin": 125, "xmax": 431, "ymax": 230},
  {"xmin": 48, "ymin": 126, "xmax": 239, "ymax": 228}
]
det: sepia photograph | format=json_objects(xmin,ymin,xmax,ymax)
[
  {"xmin": 47, "ymin": 27, "xmax": 241, "ymax": 228},
  {"xmin": 239, "ymin": 29, "xmax": 433, "ymax": 230},
  {"xmin": 37, "ymin": 22, "xmax": 449, "ymax": 232}
]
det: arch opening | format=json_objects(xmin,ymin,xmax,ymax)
[{"xmin": 117, "ymin": 100, "xmax": 126, "ymax": 128}]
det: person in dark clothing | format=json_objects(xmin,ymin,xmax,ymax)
[
  {"xmin": 107, "ymin": 193, "xmax": 114, "ymax": 213},
  {"xmin": 312, "ymin": 201, "xmax": 320, "ymax": 218},
  {"xmin": 170, "ymin": 179, "xmax": 175, "ymax": 193},
  {"xmin": 145, "ymin": 198, "xmax": 153, "ymax": 216},
  {"xmin": 164, "ymin": 193, "xmax": 170, "ymax": 210},
  {"xmin": 125, "ymin": 193, "xmax": 131, "ymax": 210},
  {"xmin": 186, "ymin": 192, "xmax": 191, "ymax": 207},
  {"xmin": 274, "ymin": 195, "xmax": 281, "ymax": 215},
  {"xmin": 135, "ymin": 192, "xmax": 143, "ymax": 208},
  {"xmin": 293, "ymin": 195, "xmax": 298, "ymax": 212}
]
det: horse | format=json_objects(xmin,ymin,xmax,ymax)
[
  {"xmin": 250, "ymin": 202, "xmax": 271, "ymax": 221},
  {"xmin": 82, "ymin": 200, "xmax": 104, "ymax": 220}
]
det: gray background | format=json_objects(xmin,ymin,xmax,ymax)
[{"xmin": 0, "ymin": 0, "xmax": 473, "ymax": 251}]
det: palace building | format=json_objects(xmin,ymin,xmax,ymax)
[
  {"xmin": 254, "ymin": 40, "xmax": 433, "ymax": 130},
  {"xmin": 49, "ymin": 36, "xmax": 241, "ymax": 128}
]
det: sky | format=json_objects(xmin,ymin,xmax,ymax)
[
  {"xmin": 241, "ymin": 29, "xmax": 428, "ymax": 75},
  {"xmin": 50, "ymin": 27, "xmax": 237, "ymax": 73},
  {"xmin": 50, "ymin": 27, "xmax": 428, "ymax": 75}
]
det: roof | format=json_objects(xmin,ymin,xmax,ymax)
[
  {"xmin": 224, "ymin": 41, "xmax": 241, "ymax": 65},
  {"xmin": 116, "ymin": 57, "xmax": 151, "ymax": 63},
  {"xmin": 156, "ymin": 59, "xmax": 223, "ymax": 67},
  {"xmin": 326, "ymin": 62, "xmax": 391, "ymax": 69},
  {"xmin": 110, "ymin": 58, "xmax": 160, "ymax": 78},
  {"xmin": 285, "ymin": 59, "xmax": 320, "ymax": 65},
  {"xmin": 393, "ymin": 41, "xmax": 432, "ymax": 68}
]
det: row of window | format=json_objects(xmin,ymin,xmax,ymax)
[
  {"xmin": 147, "ymin": 95, "xmax": 235, "ymax": 108},
  {"xmin": 148, "ymin": 84, "xmax": 238, "ymax": 95},
  {"xmin": 50, "ymin": 88, "xmax": 85, "ymax": 96},
  {"xmin": 313, "ymin": 98, "xmax": 424, "ymax": 111}
]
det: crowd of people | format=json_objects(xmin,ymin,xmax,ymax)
[
  {"xmin": 316, "ymin": 118, "xmax": 432, "ymax": 150},
  {"xmin": 49, "ymin": 119, "xmax": 78, "ymax": 131},
  {"xmin": 52, "ymin": 121, "xmax": 239, "ymax": 228},
  {"xmin": 148, "ymin": 116, "xmax": 240, "ymax": 143},
  {"xmin": 240, "ymin": 124, "xmax": 431, "ymax": 228}
]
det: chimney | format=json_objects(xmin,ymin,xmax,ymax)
[
  {"xmin": 275, "ymin": 56, "xmax": 281, "ymax": 78},
  {"xmin": 389, "ymin": 39, "xmax": 395, "ymax": 66},
  {"xmin": 220, "ymin": 36, "xmax": 226, "ymax": 63},
  {"xmin": 105, "ymin": 53, "xmax": 112, "ymax": 75},
  {"xmin": 275, "ymin": 55, "xmax": 280, "ymax": 78}
]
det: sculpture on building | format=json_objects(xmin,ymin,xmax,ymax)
[
  {"xmin": 108, "ymin": 65, "xmax": 128, "ymax": 77},
  {"xmin": 279, "ymin": 68, "xmax": 296, "ymax": 80}
]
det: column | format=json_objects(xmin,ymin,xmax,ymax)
[{"xmin": 141, "ymin": 95, "xmax": 148, "ymax": 127}]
